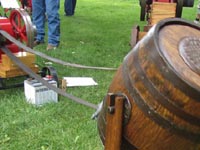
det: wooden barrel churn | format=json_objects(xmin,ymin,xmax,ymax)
[{"xmin": 97, "ymin": 18, "xmax": 200, "ymax": 150}]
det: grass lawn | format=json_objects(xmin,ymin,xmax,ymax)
[{"xmin": 0, "ymin": 0, "xmax": 196, "ymax": 149}]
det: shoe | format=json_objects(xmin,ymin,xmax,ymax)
[
  {"xmin": 34, "ymin": 40, "xmax": 44, "ymax": 46},
  {"xmin": 65, "ymin": 13, "xmax": 74, "ymax": 16},
  {"xmin": 46, "ymin": 44, "xmax": 57, "ymax": 50},
  {"xmin": 194, "ymin": 20, "xmax": 200, "ymax": 25}
]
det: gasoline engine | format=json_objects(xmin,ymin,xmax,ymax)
[{"xmin": 0, "ymin": 6, "xmax": 38, "ymax": 89}]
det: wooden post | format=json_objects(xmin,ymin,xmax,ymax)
[{"xmin": 104, "ymin": 93, "xmax": 125, "ymax": 150}]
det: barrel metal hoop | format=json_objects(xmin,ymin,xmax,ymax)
[
  {"xmin": 153, "ymin": 19, "xmax": 200, "ymax": 101},
  {"xmin": 153, "ymin": 42, "xmax": 200, "ymax": 101},
  {"xmin": 134, "ymin": 43, "xmax": 200, "ymax": 126},
  {"xmin": 122, "ymin": 53, "xmax": 200, "ymax": 143},
  {"xmin": 138, "ymin": 42, "xmax": 200, "ymax": 126}
]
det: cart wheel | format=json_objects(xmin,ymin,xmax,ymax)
[
  {"xmin": 176, "ymin": 0, "xmax": 183, "ymax": 18},
  {"xmin": 183, "ymin": 0, "xmax": 194, "ymax": 7},
  {"xmin": 41, "ymin": 66, "xmax": 59, "ymax": 87},
  {"xmin": 9, "ymin": 9, "xmax": 36, "ymax": 48},
  {"xmin": 0, "ymin": 78, "xmax": 4, "ymax": 89},
  {"xmin": 140, "ymin": 0, "xmax": 146, "ymax": 21}
]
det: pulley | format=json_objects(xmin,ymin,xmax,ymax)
[{"xmin": 9, "ymin": 9, "xmax": 36, "ymax": 48}]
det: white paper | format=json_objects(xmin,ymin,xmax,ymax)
[
  {"xmin": 0, "ymin": 0, "xmax": 20, "ymax": 8},
  {"xmin": 63, "ymin": 77, "xmax": 98, "ymax": 87}
]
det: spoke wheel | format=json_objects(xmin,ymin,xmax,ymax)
[
  {"xmin": 9, "ymin": 9, "xmax": 35, "ymax": 48},
  {"xmin": 41, "ymin": 66, "xmax": 59, "ymax": 87}
]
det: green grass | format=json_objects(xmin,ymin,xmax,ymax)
[{"xmin": 0, "ymin": 0, "xmax": 196, "ymax": 149}]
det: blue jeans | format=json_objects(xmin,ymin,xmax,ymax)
[
  {"xmin": 32, "ymin": 0, "xmax": 60, "ymax": 46},
  {"xmin": 64, "ymin": 0, "xmax": 76, "ymax": 15}
]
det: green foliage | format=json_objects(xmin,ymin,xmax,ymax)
[{"xmin": 0, "ymin": 0, "xmax": 195, "ymax": 149}]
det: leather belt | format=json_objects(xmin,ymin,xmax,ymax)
[{"xmin": 0, "ymin": 30, "xmax": 99, "ymax": 109}]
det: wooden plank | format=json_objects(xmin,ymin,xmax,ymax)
[
  {"xmin": 1, "ymin": 52, "xmax": 36, "ymax": 70},
  {"xmin": 151, "ymin": 2, "xmax": 176, "ymax": 12},
  {"xmin": 152, "ymin": 2, "xmax": 176, "ymax": 6},
  {"xmin": 151, "ymin": 15, "xmax": 175, "ymax": 24},
  {"xmin": 104, "ymin": 94, "xmax": 125, "ymax": 150},
  {"xmin": 0, "ymin": 65, "xmax": 39, "ymax": 78},
  {"xmin": 150, "ymin": 2, "xmax": 176, "ymax": 25},
  {"xmin": 151, "ymin": 11, "xmax": 176, "ymax": 15},
  {"xmin": 139, "ymin": 32, "xmax": 147, "ymax": 41}
]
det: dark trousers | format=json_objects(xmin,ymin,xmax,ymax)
[{"xmin": 64, "ymin": 0, "xmax": 77, "ymax": 15}]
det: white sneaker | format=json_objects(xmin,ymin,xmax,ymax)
[{"xmin": 194, "ymin": 20, "xmax": 200, "ymax": 25}]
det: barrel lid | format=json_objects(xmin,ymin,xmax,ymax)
[
  {"xmin": 179, "ymin": 37, "xmax": 200, "ymax": 75},
  {"xmin": 154, "ymin": 18, "xmax": 200, "ymax": 93}
]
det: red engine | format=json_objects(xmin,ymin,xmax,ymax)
[{"xmin": 0, "ymin": 9, "xmax": 35, "ymax": 63}]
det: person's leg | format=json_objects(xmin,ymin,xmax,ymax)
[
  {"xmin": 72, "ymin": 0, "xmax": 76, "ymax": 15},
  {"xmin": 194, "ymin": 13, "xmax": 200, "ymax": 24},
  {"xmin": 46, "ymin": 0, "xmax": 60, "ymax": 48},
  {"xmin": 195, "ymin": 4, "xmax": 200, "ymax": 23},
  {"xmin": 32, "ymin": 0, "xmax": 45, "ymax": 43},
  {"xmin": 65, "ymin": 0, "xmax": 73, "ymax": 15},
  {"xmin": 21, "ymin": 0, "xmax": 27, "ymax": 8},
  {"xmin": 197, "ymin": 7, "xmax": 200, "ymax": 21},
  {"xmin": 195, "ymin": 15, "xmax": 200, "ymax": 21}
]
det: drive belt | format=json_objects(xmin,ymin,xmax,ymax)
[
  {"xmin": 1, "ymin": 46, "xmax": 98, "ymax": 109},
  {"xmin": 0, "ymin": 30, "xmax": 117, "ymax": 71}
]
